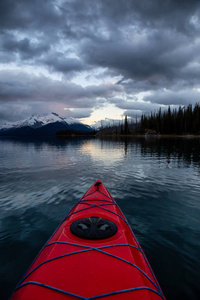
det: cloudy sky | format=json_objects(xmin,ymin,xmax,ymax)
[{"xmin": 1, "ymin": 0, "xmax": 200, "ymax": 125}]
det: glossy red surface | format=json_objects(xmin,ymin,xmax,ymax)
[{"xmin": 10, "ymin": 180, "xmax": 165, "ymax": 300}]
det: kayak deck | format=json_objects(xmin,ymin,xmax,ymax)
[{"xmin": 10, "ymin": 180, "xmax": 165, "ymax": 300}]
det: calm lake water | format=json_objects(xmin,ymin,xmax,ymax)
[{"xmin": 0, "ymin": 136, "xmax": 200, "ymax": 300}]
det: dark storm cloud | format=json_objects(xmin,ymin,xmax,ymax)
[
  {"xmin": 0, "ymin": 70, "xmax": 120, "ymax": 122},
  {"xmin": 101, "ymin": 0, "xmax": 200, "ymax": 33},
  {"xmin": 0, "ymin": 0, "xmax": 200, "ymax": 122},
  {"xmin": 0, "ymin": 71, "xmax": 120, "ymax": 103},
  {"xmin": 43, "ymin": 52, "xmax": 86, "ymax": 74},
  {"xmin": 0, "ymin": 0, "xmax": 62, "ymax": 30},
  {"xmin": 80, "ymin": 20, "xmax": 200, "ymax": 89},
  {"xmin": 69, "ymin": 108, "xmax": 93, "ymax": 119},
  {"xmin": 113, "ymin": 98, "xmax": 161, "ymax": 114},
  {"xmin": 0, "ymin": 103, "xmax": 29, "ymax": 123},
  {"xmin": 144, "ymin": 88, "xmax": 200, "ymax": 106},
  {"xmin": 78, "ymin": 0, "xmax": 200, "ymax": 90},
  {"xmin": 2, "ymin": 35, "xmax": 50, "ymax": 60}
]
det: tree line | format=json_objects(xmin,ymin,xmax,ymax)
[{"xmin": 140, "ymin": 103, "xmax": 200, "ymax": 135}]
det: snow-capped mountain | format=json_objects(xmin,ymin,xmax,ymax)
[
  {"xmin": 0, "ymin": 113, "xmax": 81, "ymax": 129},
  {"xmin": 91, "ymin": 118, "xmax": 121, "ymax": 130},
  {"xmin": 0, "ymin": 112, "xmax": 93, "ymax": 136}
]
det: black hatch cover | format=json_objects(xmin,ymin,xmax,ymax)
[{"xmin": 70, "ymin": 217, "xmax": 118, "ymax": 240}]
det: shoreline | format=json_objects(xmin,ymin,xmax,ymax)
[{"xmin": 97, "ymin": 133, "xmax": 200, "ymax": 139}]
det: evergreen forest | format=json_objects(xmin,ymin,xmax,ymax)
[{"xmin": 140, "ymin": 103, "xmax": 200, "ymax": 135}]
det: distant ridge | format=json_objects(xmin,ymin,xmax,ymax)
[{"xmin": 0, "ymin": 112, "xmax": 93, "ymax": 137}]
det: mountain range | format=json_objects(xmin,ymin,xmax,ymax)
[{"xmin": 0, "ymin": 113, "xmax": 94, "ymax": 137}]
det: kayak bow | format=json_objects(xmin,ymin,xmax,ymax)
[{"xmin": 10, "ymin": 180, "xmax": 165, "ymax": 300}]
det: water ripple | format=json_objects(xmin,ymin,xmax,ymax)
[{"xmin": 0, "ymin": 137, "xmax": 200, "ymax": 300}]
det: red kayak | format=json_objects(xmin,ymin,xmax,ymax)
[{"xmin": 10, "ymin": 180, "xmax": 165, "ymax": 300}]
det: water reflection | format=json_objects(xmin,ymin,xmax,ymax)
[
  {"xmin": 1, "ymin": 136, "xmax": 200, "ymax": 168},
  {"xmin": 138, "ymin": 137, "xmax": 200, "ymax": 168},
  {"xmin": 0, "ymin": 136, "xmax": 200, "ymax": 300},
  {"xmin": 80, "ymin": 139, "xmax": 124, "ymax": 165},
  {"xmin": 99, "ymin": 136, "xmax": 200, "ymax": 169}
]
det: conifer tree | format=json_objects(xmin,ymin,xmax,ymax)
[
  {"xmin": 124, "ymin": 115, "xmax": 129, "ymax": 134},
  {"xmin": 139, "ymin": 103, "xmax": 200, "ymax": 135}
]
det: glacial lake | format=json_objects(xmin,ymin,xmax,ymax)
[{"xmin": 0, "ymin": 136, "xmax": 200, "ymax": 299}]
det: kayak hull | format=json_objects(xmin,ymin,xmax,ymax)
[{"xmin": 10, "ymin": 180, "xmax": 165, "ymax": 300}]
